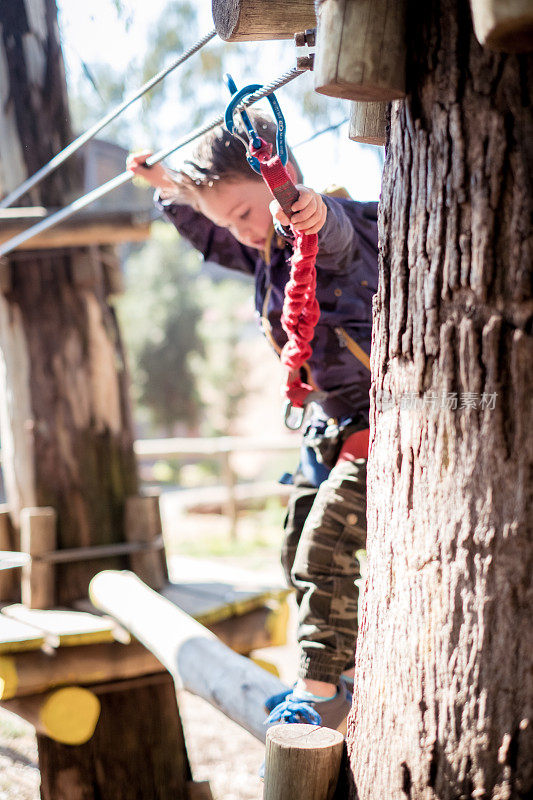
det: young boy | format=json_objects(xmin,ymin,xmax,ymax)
[{"xmin": 127, "ymin": 109, "xmax": 378, "ymax": 732}]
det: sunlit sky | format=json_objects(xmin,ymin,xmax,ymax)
[{"xmin": 57, "ymin": 0, "xmax": 383, "ymax": 201}]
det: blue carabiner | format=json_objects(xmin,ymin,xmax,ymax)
[{"xmin": 224, "ymin": 74, "xmax": 289, "ymax": 175}]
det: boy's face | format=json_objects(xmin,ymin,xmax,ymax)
[{"xmin": 194, "ymin": 177, "xmax": 274, "ymax": 250}]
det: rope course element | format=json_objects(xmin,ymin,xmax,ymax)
[
  {"xmin": 0, "ymin": 67, "xmax": 304, "ymax": 258},
  {"xmin": 249, "ymin": 138, "xmax": 320, "ymax": 413},
  {"xmin": 0, "ymin": 29, "xmax": 217, "ymax": 210}
]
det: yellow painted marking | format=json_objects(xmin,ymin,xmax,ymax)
[
  {"xmin": 251, "ymin": 657, "xmax": 280, "ymax": 678},
  {"xmin": 0, "ymin": 616, "xmax": 45, "ymax": 654},
  {"xmin": 2, "ymin": 606, "xmax": 115, "ymax": 647},
  {"xmin": 0, "ymin": 656, "xmax": 18, "ymax": 700},
  {"xmin": 40, "ymin": 687, "xmax": 101, "ymax": 745},
  {"xmin": 265, "ymin": 598, "xmax": 290, "ymax": 648}
]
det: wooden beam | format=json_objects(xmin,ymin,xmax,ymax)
[
  {"xmin": 2, "ymin": 685, "xmax": 101, "ymax": 744},
  {"xmin": 469, "ymin": 0, "xmax": 533, "ymax": 51},
  {"xmin": 90, "ymin": 570, "xmax": 288, "ymax": 742},
  {"xmin": 20, "ymin": 506, "xmax": 56, "ymax": 608},
  {"xmin": 212, "ymin": 0, "xmax": 316, "ymax": 41},
  {"xmin": 263, "ymin": 724, "xmax": 344, "ymax": 800},
  {"xmin": 314, "ymin": 0, "xmax": 406, "ymax": 101},
  {"xmin": 0, "ymin": 208, "xmax": 151, "ymax": 252},
  {"xmin": 0, "ymin": 639, "xmax": 165, "ymax": 700},
  {"xmin": 349, "ymin": 101, "xmax": 388, "ymax": 146}
]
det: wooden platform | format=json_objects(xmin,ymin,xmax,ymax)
[
  {"xmin": 0, "ymin": 207, "xmax": 153, "ymax": 251},
  {"xmin": 0, "ymin": 559, "xmax": 290, "ymax": 700}
]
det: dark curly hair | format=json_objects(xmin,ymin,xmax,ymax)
[{"xmin": 177, "ymin": 108, "xmax": 303, "ymax": 190}]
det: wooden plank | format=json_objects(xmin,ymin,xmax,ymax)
[
  {"xmin": 0, "ymin": 209, "xmax": 152, "ymax": 251},
  {"xmin": 164, "ymin": 557, "xmax": 289, "ymax": 626},
  {"xmin": 90, "ymin": 570, "xmax": 288, "ymax": 742},
  {"xmin": 161, "ymin": 581, "xmax": 289, "ymax": 626},
  {"xmin": 1, "ymin": 605, "xmax": 116, "ymax": 647},
  {"xmin": 0, "ymin": 615, "xmax": 45, "ymax": 653}
]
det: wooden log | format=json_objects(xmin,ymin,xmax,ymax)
[
  {"xmin": 314, "ymin": 0, "xmax": 406, "ymax": 101},
  {"xmin": 1, "ymin": 685, "xmax": 101, "ymax": 744},
  {"xmin": 20, "ymin": 506, "xmax": 56, "ymax": 608},
  {"xmin": 125, "ymin": 494, "xmax": 168, "ymax": 590},
  {"xmin": 263, "ymin": 724, "xmax": 344, "ymax": 800},
  {"xmin": 469, "ymin": 0, "xmax": 533, "ymax": 52},
  {"xmin": 37, "ymin": 672, "xmax": 191, "ymax": 800},
  {"xmin": 0, "ymin": 639, "xmax": 165, "ymax": 699},
  {"xmin": 212, "ymin": 0, "xmax": 316, "ymax": 41},
  {"xmin": 0, "ymin": 505, "xmax": 19, "ymax": 601},
  {"xmin": 89, "ymin": 570, "xmax": 288, "ymax": 742},
  {"xmin": 349, "ymin": 101, "xmax": 388, "ymax": 146}
]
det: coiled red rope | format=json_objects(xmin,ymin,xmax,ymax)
[{"xmin": 249, "ymin": 138, "xmax": 320, "ymax": 409}]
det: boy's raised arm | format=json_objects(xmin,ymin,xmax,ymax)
[{"xmin": 127, "ymin": 151, "xmax": 257, "ymax": 276}]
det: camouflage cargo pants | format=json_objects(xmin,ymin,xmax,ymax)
[{"xmin": 282, "ymin": 457, "xmax": 367, "ymax": 684}]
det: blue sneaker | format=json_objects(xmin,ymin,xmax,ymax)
[{"xmin": 264, "ymin": 676, "xmax": 353, "ymax": 713}]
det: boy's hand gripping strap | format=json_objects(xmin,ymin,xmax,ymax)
[{"xmin": 249, "ymin": 138, "xmax": 320, "ymax": 409}]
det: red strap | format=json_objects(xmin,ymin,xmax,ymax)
[
  {"xmin": 337, "ymin": 428, "xmax": 370, "ymax": 461},
  {"xmin": 249, "ymin": 138, "xmax": 320, "ymax": 409}
]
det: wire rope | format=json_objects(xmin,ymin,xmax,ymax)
[
  {"xmin": 0, "ymin": 29, "xmax": 217, "ymax": 209},
  {"xmin": 0, "ymin": 67, "xmax": 304, "ymax": 258}
]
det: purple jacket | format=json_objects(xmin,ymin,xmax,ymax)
[{"xmin": 156, "ymin": 193, "xmax": 378, "ymax": 423}]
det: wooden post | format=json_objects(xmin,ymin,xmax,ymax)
[
  {"xmin": 20, "ymin": 506, "xmax": 56, "ymax": 608},
  {"xmin": 469, "ymin": 0, "xmax": 533, "ymax": 52},
  {"xmin": 0, "ymin": 505, "xmax": 19, "ymax": 601},
  {"xmin": 212, "ymin": 0, "xmax": 316, "ymax": 41},
  {"xmin": 314, "ymin": 0, "xmax": 406, "ymax": 101},
  {"xmin": 2, "ymin": 686, "xmax": 101, "ymax": 744},
  {"xmin": 37, "ymin": 672, "xmax": 191, "ymax": 800},
  {"xmin": 90, "ymin": 570, "xmax": 288, "ymax": 742},
  {"xmin": 220, "ymin": 451, "xmax": 238, "ymax": 541},
  {"xmin": 125, "ymin": 494, "xmax": 168, "ymax": 589},
  {"xmin": 263, "ymin": 724, "xmax": 344, "ymax": 800},
  {"xmin": 349, "ymin": 101, "xmax": 388, "ymax": 146}
]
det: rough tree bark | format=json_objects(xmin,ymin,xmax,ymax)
[
  {"xmin": 0, "ymin": 0, "xmax": 138, "ymax": 604},
  {"xmin": 347, "ymin": 1, "xmax": 532, "ymax": 799}
]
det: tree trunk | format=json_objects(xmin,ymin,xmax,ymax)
[
  {"xmin": 0, "ymin": 0, "xmax": 138, "ymax": 604},
  {"xmin": 347, "ymin": 1, "xmax": 532, "ymax": 799}
]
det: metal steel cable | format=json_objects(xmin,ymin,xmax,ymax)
[
  {"xmin": 0, "ymin": 29, "xmax": 217, "ymax": 210},
  {"xmin": 0, "ymin": 67, "xmax": 304, "ymax": 258}
]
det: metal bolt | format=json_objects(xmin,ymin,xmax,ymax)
[{"xmin": 296, "ymin": 53, "xmax": 315, "ymax": 71}]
